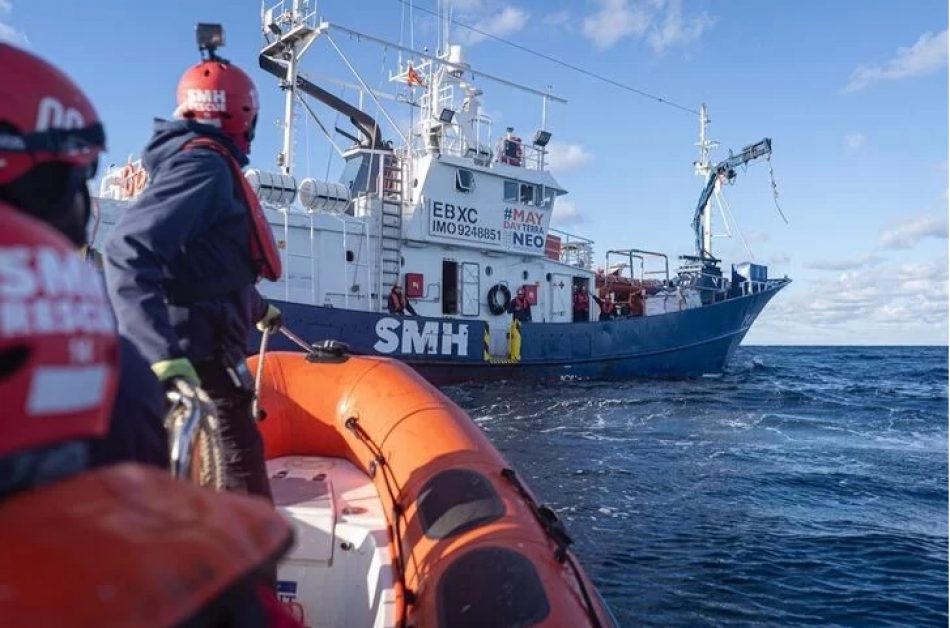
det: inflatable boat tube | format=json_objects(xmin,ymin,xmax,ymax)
[{"xmin": 251, "ymin": 351, "xmax": 616, "ymax": 628}]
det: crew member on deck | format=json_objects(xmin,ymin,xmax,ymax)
[
  {"xmin": 507, "ymin": 286, "xmax": 533, "ymax": 322},
  {"xmin": 593, "ymin": 292, "xmax": 615, "ymax": 321},
  {"xmin": 388, "ymin": 283, "xmax": 417, "ymax": 316},
  {"xmin": 573, "ymin": 284, "xmax": 591, "ymax": 322},
  {"xmin": 628, "ymin": 288, "xmax": 646, "ymax": 318}
]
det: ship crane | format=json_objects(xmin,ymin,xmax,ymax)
[{"xmin": 691, "ymin": 104, "xmax": 773, "ymax": 261}]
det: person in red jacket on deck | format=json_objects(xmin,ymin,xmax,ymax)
[
  {"xmin": 592, "ymin": 291, "xmax": 615, "ymax": 321},
  {"xmin": 507, "ymin": 286, "xmax": 533, "ymax": 322},
  {"xmin": 388, "ymin": 283, "xmax": 417, "ymax": 316},
  {"xmin": 572, "ymin": 284, "xmax": 591, "ymax": 322}
]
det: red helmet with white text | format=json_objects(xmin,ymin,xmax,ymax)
[
  {"xmin": 175, "ymin": 60, "xmax": 259, "ymax": 154},
  {"xmin": 0, "ymin": 205, "xmax": 118, "ymax": 458},
  {"xmin": 0, "ymin": 44, "xmax": 106, "ymax": 245}
]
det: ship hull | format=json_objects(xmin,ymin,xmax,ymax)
[{"xmin": 256, "ymin": 282, "xmax": 787, "ymax": 386}]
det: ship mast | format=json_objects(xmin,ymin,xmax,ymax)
[
  {"xmin": 261, "ymin": 0, "xmax": 320, "ymax": 176},
  {"xmin": 693, "ymin": 103, "xmax": 718, "ymax": 260}
]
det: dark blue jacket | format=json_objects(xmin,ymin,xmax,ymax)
[
  {"xmin": 104, "ymin": 120, "xmax": 267, "ymax": 365},
  {"xmin": 90, "ymin": 335, "xmax": 169, "ymax": 469}
]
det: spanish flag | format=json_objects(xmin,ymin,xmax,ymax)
[{"xmin": 407, "ymin": 64, "xmax": 425, "ymax": 87}]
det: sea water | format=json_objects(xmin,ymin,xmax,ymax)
[{"xmin": 447, "ymin": 346, "xmax": 948, "ymax": 627}]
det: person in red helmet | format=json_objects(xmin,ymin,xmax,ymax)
[
  {"xmin": 0, "ymin": 208, "xmax": 302, "ymax": 628},
  {"xmin": 0, "ymin": 42, "xmax": 167, "ymax": 469},
  {"xmin": 104, "ymin": 31, "xmax": 282, "ymax": 499}
]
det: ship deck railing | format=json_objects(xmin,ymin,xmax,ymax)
[{"xmin": 550, "ymin": 228, "xmax": 594, "ymax": 269}]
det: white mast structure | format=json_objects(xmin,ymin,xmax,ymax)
[{"xmin": 693, "ymin": 103, "xmax": 719, "ymax": 259}]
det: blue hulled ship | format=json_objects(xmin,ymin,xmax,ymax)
[{"xmin": 93, "ymin": 2, "xmax": 789, "ymax": 386}]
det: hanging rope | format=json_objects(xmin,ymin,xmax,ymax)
[{"xmin": 767, "ymin": 154, "xmax": 789, "ymax": 224}]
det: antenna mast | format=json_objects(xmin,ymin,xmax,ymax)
[{"xmin": 261, "ymin": 0, "xmax": 320, "ymax": 176}]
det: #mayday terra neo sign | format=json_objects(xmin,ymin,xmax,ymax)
[{"xmin": 428, "ymin": 200, "xmax": 548, "ymax": 252}]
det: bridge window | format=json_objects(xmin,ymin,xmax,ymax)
[
  {"xmin": 456, "ymin": 168, "xmax": 475, "ymax": 192},
  {"xmin": 520, "ymin": 183, "xmax": 537, "ymax": 205},
  {"xmin": 503, "ymin": 180, "xmax": 518, "ymax": 202},
  {"xmin": 504, "ymin": 180, "xmax": 542, "ymax": 205}
]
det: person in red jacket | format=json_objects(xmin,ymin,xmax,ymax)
[
  {"xmin": 592, "ymin": 291, "xmax": 615, "ymax": 321},
  {"xmin": 388, "ymin": 283, "xmax": 417, "ymax": 315},
  {"xmin": 572, "ymin": 284, "xmax": 591, "ymax": 322},
  {"xmin": 507, "ymin": 286, "xmax": 533, "ymax": 322},
  {"xmin": 0, "ymin": 209, "xmax": 302, "ymax": 628}
]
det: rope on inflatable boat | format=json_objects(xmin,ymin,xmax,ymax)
[
  {"xmin": 501, "ymin": 468, "xmax": 605, "ymax": 628},
  {"xmin": 344, "ymin": 416, "xmax": 415, "ymax": 628}
]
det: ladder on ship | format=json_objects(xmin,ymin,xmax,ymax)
[{"xmin": 379, "ymin": 154, "xmax": 403, "ymax": 309}]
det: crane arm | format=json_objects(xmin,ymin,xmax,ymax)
[{"xmin": 692, "ymin": 138, "xmax": 772, "ymax": 258}]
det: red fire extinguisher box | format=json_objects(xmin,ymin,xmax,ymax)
[
  {"xmin": 405, "ymin": 273, "xmax": 424, "ymax": 298},
  {"xmin": 522, "ymin": 284, "xmax": 538, "ymax": 305}
]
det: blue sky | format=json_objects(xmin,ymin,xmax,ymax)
[{"xmin": 3, "ymin": 0, "xmax": 946, "ymax": 344}]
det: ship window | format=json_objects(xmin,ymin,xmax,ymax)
[
  {"xmin": 519, "ymin": 183, "xmax": 537, "ymax": 205},
  {"xmin": 503, "ymin": 180, "xmax": 518, "ymax": 202},
  {"xmin": 542, "ymin": 187, "xmax": 556, "ymax": 208},
  {"xmin": 456, "ymin": 168, "xmax": 475, "ymax": 192}
]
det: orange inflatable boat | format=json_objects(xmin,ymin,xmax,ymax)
[{"xmin": 250, "ymin": 348, "xmax": 617, "ymax": 628}]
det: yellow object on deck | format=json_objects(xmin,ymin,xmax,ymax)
[{"xmin": 508, "ymin": 320, "xmax": 522, "ymax": 361}]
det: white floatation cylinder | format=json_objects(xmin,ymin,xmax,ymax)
[
  {"xmin": 245, "ymin": 169, "xmax": 297, "ymax": 206},
  {"xmin": 298, "ymin": 178, "xmax": 351, "ymax": 213}
]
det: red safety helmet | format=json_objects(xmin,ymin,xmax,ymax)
[
  {"xmin": 175, "ymin": 60, "xmax": 259, "ymax": 154},
  {"xmin": 0, "ymin": 44, "xmax": 105, "ymax": 186},
  {"xmin": 0, "ymin": 205, "xmax": 118, "ymax": 458}
]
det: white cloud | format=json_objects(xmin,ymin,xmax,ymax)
[
  {"xmin": 0, "ymin": 0, "xmax": 28, "ymax": 46},
  {"xmin": 582, "ymin": 0, "xmax": 651, "ymax": 50},
  {"xmin": 552, "ymin": 198, "xmax": 584, "ymax": 225},
  {"xmin": 770, "ymin": 252, "xmax": 791, "ymax": 265},
  {"xmin": 581, "ymin": 0, "xmax": 714, "ymax": 52},
  {"xmin": 879, "ymin": 213, "xmax": 948, "ymax": 249},
  {"xmin": 843, "ymin": 29, "xmax": 948, "ymax": 93},
  {"xmin": 463, "ymin": 5, "xmax": 529, "ymax": 45},
  {"xmin": 805, "ymin": 253, "xmax": 882, "ymax": 271},
  {"xmin": 545, "ymin": 142, "xmax": 592, "ymax": 173},
  {"xmin": 843, "ymin": 131, "xmax": 868, "ymax": 152},
  {"xmin": 646, "ymin": 0, "xmax": 715, "ymax": 54},
  {"xmin": 766, "ymin": 256, "xmax": 948, "ymax": 331}
]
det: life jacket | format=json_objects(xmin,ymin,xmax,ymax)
[
  {"xmin": 574, "ymin": 291, "xmax": 589, "ymax": 311},
  {"xmin": 389, "ymin": 289, "xmax": 404, "ymax": 313},
  {"xmin": 183, "ymin": 137, "xmax": 282, "ymax": 282},
  {"xmin": 629, "ymin": 291, "xmax": 645, "ymax": 316},
  {"xmin": 0, "ymin": 464, "xmax": 293, "ymax": 628}
]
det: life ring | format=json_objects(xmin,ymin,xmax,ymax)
[{"xmin": 487, "ymin": 284, "xmax": 511, "ymax": 315}]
